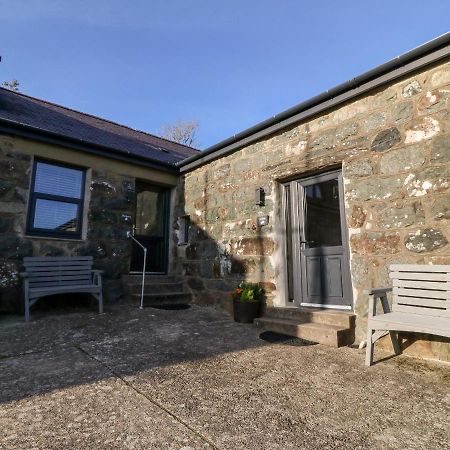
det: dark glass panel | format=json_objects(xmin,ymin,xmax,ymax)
[
  {"xmin": 284, "ymin": 185, "xmax": 294, "ymax": 301},
  {"xmin": 135, "ymin": 190, "xmax": 165, "ymax": 236},
  {"xmin": 304, "ymin": 179, "xmax": 342, "ymax": 247}
]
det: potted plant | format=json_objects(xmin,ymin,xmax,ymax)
[{"xmin": 232, "ymin": 282, "xmax": 263, "ymax": 323}]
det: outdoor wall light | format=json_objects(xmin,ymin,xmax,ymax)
[{"xmin": 255, "ymin": 187, "xmax": 265, "ymax": 206}]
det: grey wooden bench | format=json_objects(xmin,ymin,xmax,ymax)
[
  {"xmin": 366, "ymin": 264, "xmax": 450, "ymax": 366},
  {"xmin": 21, "ymin": 256, "xmax": 103, "ymax": 321}
]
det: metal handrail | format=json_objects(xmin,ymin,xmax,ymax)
[{"xmin": 126, "ymin": 231, "xmax": 147, "ymax": 309}]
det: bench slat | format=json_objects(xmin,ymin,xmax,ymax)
[
  {"xmin": 392, "ymin": 279, "xmax": 450, "ymax": 290},
  {"xmin": 390, "ymin": 264, "xmax": 450, "ymax": 273},
  {"xmin": 28, "ymin": 271, "xmax": 92, "ymax": 278},
  {"xmin": 30, "ymin": 282, "xmax": 92, "ymax": 289},
  {"xmin": 393, "ymin": 295, "xmax": 448, "ymax": 308},
  {"xmin": 24, "ymin": 261, "xmax": 93, "ymax": 268},
  {"xmin": 389, "ymin": 271, "xmax": 450, "ymax": 281},
  {"xmin": 30, "ymin": 282, "xmax": 92, "ymax": 288},
  {"xmin": 393, "ymin": 287, "xmax": 450, "ymax": 300},
  {"xmin": 370, "ymin": 312, "xmax": 450, "ymax": 337},
  {"xmin": 392, "ymin": 303, "xmax": 450, "ymax": 317},
  {"xmin": 24, "ymin": 256, "xmax": 93, "ymax": 262},
  {"xmin": 29, "ymin": 275, "xmax": 92, "ymax": 286},
  {"xmin": 28, "ymin": 285, "xmax": 101, "ymax": 299},
  {"xmin": 29, "ymin": 278, "xmax": 92, "ymax": 287},
  {"xmin": 25, "ymin": 267, "xmax": 93, "ymax": 274}
]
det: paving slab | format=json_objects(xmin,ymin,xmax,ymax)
[
  {"xmin": 0, "ymin": 304, "xmax": 449, "ymax": 449},
  {"xmin": 0, "ymin": 345, "xmax": 212, "ymax": 450}
]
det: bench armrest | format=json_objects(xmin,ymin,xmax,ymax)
[
  {"xmin": 92, "ymin": 270, "xmax": 103, "ymax": 287},
  {"xmin": 367, "ymin": 287, "xmax": 392, "ymax": 318},
  {"xmin": 365, "ymin": 287, "xmax": 392, "ymax": 295}
]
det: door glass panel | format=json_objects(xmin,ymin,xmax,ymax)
[
  {"xmin": 135, "ymin": 189, "xmax": 165, "ymax": 236},
  {"xmin": 284, "ymin": 185, "xmax": 294, "ymax": 302},
  {"xmin": 304, "ymin": 178, "xmax": 342, "ymax": 247}
]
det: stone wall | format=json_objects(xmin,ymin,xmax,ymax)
[
  {"xmin": 0, "ymin": 135, "xmax": 136, "ymax": 311},
  {"xmin": 176, "ymin": 58, "xmax": 450, "ymax": 361}
]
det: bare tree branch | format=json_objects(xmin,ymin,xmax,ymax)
[
  {"xmin": 1, "ymin": 79, "xmax": 20, "ymax": 92},
  {"xmin": 159, "ymin": 120, "xmax": 199, "ymax": 147}
]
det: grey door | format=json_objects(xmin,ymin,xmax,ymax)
[{"xmin": 285, "ymin": 171, "xmax": 352, "ymax": 309}]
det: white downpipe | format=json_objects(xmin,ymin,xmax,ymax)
[{"xmin": 126, "ymin": 231, "xmax": 147, "ymax": 309}]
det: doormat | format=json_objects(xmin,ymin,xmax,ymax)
[
  {"xmin": 150, "ymin": 304, "xmax": 191, "ymax": 310},
  {"xmin": 259, "ymin": 331, "xmax": 316, "ymax": 346}
]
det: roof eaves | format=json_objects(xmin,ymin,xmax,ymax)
[
  {"xmin": 0, "ymin": 87, "xmax": 200, "ymax": 154},
  {"xmin": 0, "ymin": 118, "xmax": 180, "ymax": 174}
]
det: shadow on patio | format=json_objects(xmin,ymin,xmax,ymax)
[{"xmin": 1, "ymin": 303, "xmax": 449, "ymax": 450}]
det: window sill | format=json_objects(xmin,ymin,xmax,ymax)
[{"xmin": 24, "ymin": 235, "xmax": 86, "ymax": 243}]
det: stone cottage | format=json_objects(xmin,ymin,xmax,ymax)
[
  {"xmin": 1, "ymin": 33, "xmax": 450, "ymax": 362},
  {"xmin": 173, "ymin": 33, "xmax": 450, "ymax": 361},
  {"xmin": 0, "ymin": 89, "xmax": 198, "ymax": 307}
]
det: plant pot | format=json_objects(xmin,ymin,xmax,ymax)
[{"xmin": 233, "ymin": 299, "xmax": 260, "ymax": 323}]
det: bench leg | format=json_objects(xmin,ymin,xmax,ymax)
[
  {"xmin": 97, "ymin": 291, "xmax": 103, "ymax": 314},
  {"xmin": 23, "ymin": 289, "xmax": 30, "ymax": 322},
  {"xmin": 365, "ymin": 327, "xmax": 374, "ymax": 367},
  {"xmin": 390, "ymin": 331, "xmax": 401, "ymax": 355},
  {"xmin": 24, "ymin": 297, "xmax": 30, "ymax": 322}
]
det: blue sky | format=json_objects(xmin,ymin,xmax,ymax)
[{"xmin": 1, "ymin": 1, "xmax": 449, "ymax": 149}]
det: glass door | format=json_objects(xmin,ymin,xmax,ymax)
[{"xmin": 130, "ymin": 183, "xmax": 170, "ymax": 273}]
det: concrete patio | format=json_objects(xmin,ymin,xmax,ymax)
[{"xmin": 0, "ymin": 304, "xmax": 449, "ymax": 450}]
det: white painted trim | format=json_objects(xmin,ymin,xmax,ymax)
[{"xmin": 300, "ymin": 302, "xmax": 352, "ymax": 311}]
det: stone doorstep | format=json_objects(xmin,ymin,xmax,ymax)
[
  {"xmin": 121, "ymin": 274, "xmax": 182, "ymax": 284},
  {"xmin": 130, "ymin": 292, "xmax": 192, "ymax": 306},
  {"xmin": 126, "ymin": 282, "xmax": 185, "ymax": 295},
  {"xmin": 254, "ymin": 317, "xmax": 353, "ymax": 348},
  {"xmin": 263, "ymin": 306, "xmax": 356, "ymax": 329}
]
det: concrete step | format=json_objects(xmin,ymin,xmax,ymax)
[
  {"xmin": 126, "ymin": 282, "xmax": 185, "ymax": 294},
  {"xmin": 263, "ymin": 306, "xmax": 355, "ymax": 329},
  {"xmin": 254, "ymin": 317, "xmax": 353, "ymax": 348},
  {"xmin": 130, "ymin": 292, "xmax": 192, "ymax": 306}
]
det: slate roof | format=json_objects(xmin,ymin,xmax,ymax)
[{"xmin": 0, "ymin": 87, "xmax": 199, "ymax": 166}]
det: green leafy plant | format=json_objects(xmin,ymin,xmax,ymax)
[{"xmin": 232, "ymin": 282, "xmax": 263, "ymax": 302}]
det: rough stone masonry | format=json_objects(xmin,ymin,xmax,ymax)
[
  {"xmin": 0, "ymin": 138, "xmax": 135, "ymax": 309},
  {"xmin": 175, "ymin": 58, "xmax": 450, "ymax": 362}
]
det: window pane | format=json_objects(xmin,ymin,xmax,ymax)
[
  {"xmin": 135, "ymin": 190, "xmax": 165, "ymax": 236},
  {"xmin": 304, "ymin": 179, "xmax": 342, "ymax": 247},
  {"xmin": 33, "ymin": 199, "xmax": 79, "ymax": 232},
  {"xmin": 34, "ymin": 162, "xmax": 83, "ymax": 199}
]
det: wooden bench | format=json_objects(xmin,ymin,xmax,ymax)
[
  {"xmin": 366, "ymin": 264, "xmax": 450, "ymax": 366},
  {"xmin": 21, "ymin": 256, "xmax": 103, "ymax": 321}
]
